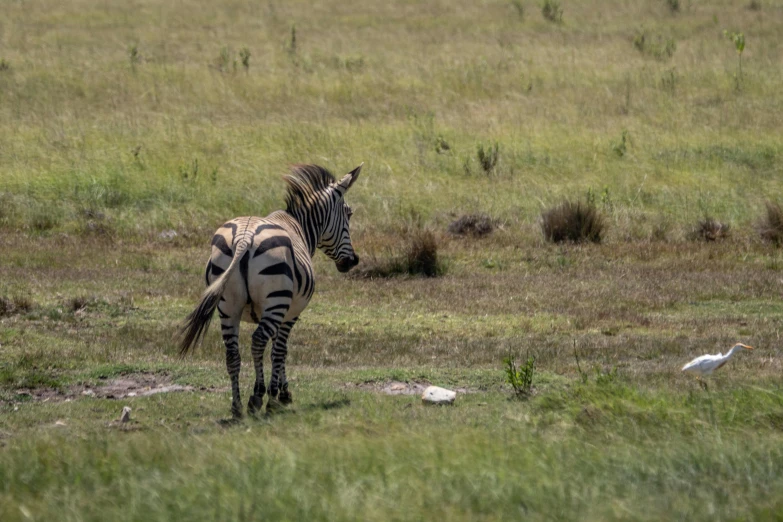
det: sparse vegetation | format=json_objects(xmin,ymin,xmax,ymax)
[
  {"xmin": 541, "ymin": 200, "xmax": 605, "ymax": 243},
  {"xmin": 666, "ymin": 0, "xmax": 680, "ymax": 13},
  {"xmin": 0, "ymin": 58, "xmax": 10, "ymax": 72}
]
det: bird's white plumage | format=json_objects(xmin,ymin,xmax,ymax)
[{"xmin": 681, "ymin": 343, "xmax": 753, "ymax": 377}]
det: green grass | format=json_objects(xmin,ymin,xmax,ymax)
[{"xmin": 2, "ymin": 0, "xmax": 783, "ymax": 519}]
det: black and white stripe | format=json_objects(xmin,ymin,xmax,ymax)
[{"xmin": 179, "ymin": 163, "xmax": 362, "ymax": 417}]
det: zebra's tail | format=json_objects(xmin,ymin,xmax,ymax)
[{"xmin": 178, "ymin": 239, "xmax": 250, "ymax": 356}]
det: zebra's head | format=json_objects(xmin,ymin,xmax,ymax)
[{"xmin": 319, "ymin": 163, "xmax": 362, "ymax": 273}]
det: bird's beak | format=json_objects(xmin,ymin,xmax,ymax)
[{"xmin": 742, "ymin": 344, "xmax": 754, "ymax": 350}]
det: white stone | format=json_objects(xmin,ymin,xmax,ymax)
[
  {"xmin": 421, "ymin": 386, "xmax": 456, "ymax": 405},
  {"xmin": 120, "ymin": 406, "xmax": 132, "ymax": 423}
]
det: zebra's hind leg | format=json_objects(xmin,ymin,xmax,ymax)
[
  {"xmin": 221, "ymin": 318, "xmax": 243, "ymax": 419},
  {"xmin": 269, "ymin": 319, "xmax": 298, "ymax": 409},
  {"xmin": 247, "ymin": 316, "xmax": 281, "ymax": 416}
]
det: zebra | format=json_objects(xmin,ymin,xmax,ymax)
[{"xmin": 178, "ymin": 163, "xmax": 362, "ymax": 418}]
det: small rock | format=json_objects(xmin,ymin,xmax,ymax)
[
  {"xmin": 120, "ymin": 406, "xmax": 132, "ymax": 423},
  {"xmin": 81, "ymin": 389, "xmax": 95, "ymax": 397},
  {"xmin": 421, "ymin": 386, "xmax": 456, "ymax": 405},
  {"xmin": 54, "ymin": 420, "xmax": 67, "ymax": 427}
]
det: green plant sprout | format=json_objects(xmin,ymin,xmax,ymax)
[{"xmin": 724, "ymin": 30, "xmax": 745, "ymax": 90}]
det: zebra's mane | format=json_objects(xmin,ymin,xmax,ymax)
[{"xmin": 284, "ymin": 164, "xmax": 337, "ymax": 213}]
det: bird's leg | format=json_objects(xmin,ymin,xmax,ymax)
[{"xmin": 698, "ymin": 378, "xmax": 709, "ymax": 392}]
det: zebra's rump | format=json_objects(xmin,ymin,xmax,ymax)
[{"xmin": 206, "ymin": 215, "xmax": 314, "ymax": 324}]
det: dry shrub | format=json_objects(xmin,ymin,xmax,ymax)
[
  {"xmin": 541, "ymin": 200, "xmax": 605, "ymax": 243},
  {"xmin": 354, "ymin": 228, "xmax": 445, "ymax": 278},
  {"xmin": 693, "ymin": 217, "xmax": 730, "ymax": 241},
  {"xmin": 447, "ymin": 214, "xmax": 495, "ymax": 237},
  {"xmin": 758, "ymin": 201, "xmax": 783, "ymax": 245}
]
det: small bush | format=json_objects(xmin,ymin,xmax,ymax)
[
  {"xmin": 748, "ymin": 0, "xmax": 762, "ymax": 11},
  {"xmin": 759, "ymin": 201, "xmax": 783, "ymax": 246},
  {"xmin": 666, "ymin": 0, "xmax": 680, "ymax": 13},
  {"xmin": 694, "ymin": 217, "xmax": 730, "ymax": 241},
  {"xmin": 504, "ymin": 355, "xmax": 536, "ymax": 398},
  {"xmin": 448, "ymin": 214, "xmax": 495, "ymax": 237},
  {"xmin": 541, "ymin": 200, "xmax": 605, "ymax": 243},
  {"xmin": 0, "ymin": 59, "xmax": 10, "ymax": 72},
  {"xmin": 541, "ymin": 0, "xmax": 563, "ymax": 23}
]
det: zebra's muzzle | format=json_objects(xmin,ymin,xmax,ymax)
[{"xmin": 336, "ymin": 254, "xmax": 359, "ymax": 273}]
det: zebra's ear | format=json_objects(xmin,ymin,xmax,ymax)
[{"xmin": 336, "ymin": 163, "xmax": 363, "ymax": 193}]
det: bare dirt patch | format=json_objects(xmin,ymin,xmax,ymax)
[
  {"xmin": 345, "ymin": 381, "xmax": 471, "ymax": 396},
  {"xmin": 82, "ymin": 373, "xmax": 195, "ymax": 399},
  {"xmin": 10, "ymin": 373, "xmax": 201, "ymax": 402}
]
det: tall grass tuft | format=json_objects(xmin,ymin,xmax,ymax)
[
  {"xmin": 541, "ymin": 200, "xmax": 605, "ymax": 243},
  {"xmin": 476, "ymin": 142, "xmax": 499, "ymax": 174},
  {"xmin": 758, "ymin": 201, "xmax": 783, "ymax": 246}
]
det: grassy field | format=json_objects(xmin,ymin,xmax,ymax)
[{"xmin": 2, "ymin": 0, "xmax": 783, "ymax": 520}]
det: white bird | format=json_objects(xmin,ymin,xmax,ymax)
[{"xmin": 681, "ymin": 343, "xmax": 753, "ymax": 382}]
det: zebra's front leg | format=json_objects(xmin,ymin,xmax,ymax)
[
  {"xmin": 247, "ymin": 317, "xmax": 280, "ymax": 416},
  {"xmin": 269, "ymin": 319, "xmax": 297, "ymax": 408}
]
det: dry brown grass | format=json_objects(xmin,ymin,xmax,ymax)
[
  {"xmin": 352, "ymin": 227, "xmax": 445, "ymax": 278},
  {"xmin": 447, "ymin": 214, "xmax": 495, "ymax": 237}
]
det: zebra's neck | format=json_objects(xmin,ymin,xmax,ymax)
[{"xmin": 287, "ymin": 207, "xmax": 325, "ymax": 257}]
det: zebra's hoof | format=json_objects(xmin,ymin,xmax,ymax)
[
  {"xmin": 266, "ymin": 397, "xmax": 286, "ymax": 414},
  {"xmin": 279, "ymin": 390, "xmax": 293, "ymax": 405},
  {"xmin": 247, "ymin": 395, "xmax": 264, "ymax": 416},
  {"xmin": 231, "ymin": 405, "xmax": 243, "ymax": 420}
]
